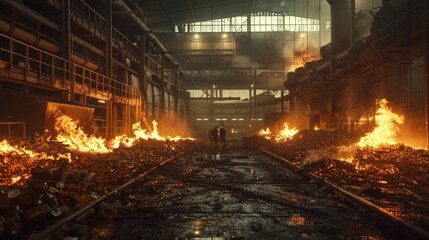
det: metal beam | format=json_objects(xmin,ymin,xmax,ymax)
[
  {"xmin": 106, "ymin": 0, "xmax": 113, "ymax": 77},
  {"xmin": 160, "ymin": 0, "xmax": 178, "ymax": 31},
  {"xmin": 3, "ymin": 0, "xmax": 60, "ymax": 31},
  {"xmin": 188, "ymin": 0, "xmax": 197, "ymax": 22}
]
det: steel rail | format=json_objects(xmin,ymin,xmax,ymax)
[
  {"xmin": 28, "ymin": 147, "xmax": 194, "ymax": 240},
  {"xmin": 259, "ymin": 147, "xmax": 429, "ymax": 240}
]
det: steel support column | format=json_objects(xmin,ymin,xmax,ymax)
[
  {"xmin": 106, "ymin": 0, "xmax": 113, "ymax": 77},
  {"xmin": 161, "ymin": 55, "xmax": 165, "ymax": 118},
  {"xmin": 252, "ymin": 69, "xmax": 256, "ymax": 134},
  {"xmin": 350, "ymin": 0, "xmax": 355, "ymax": 46},
  {"xmin": 425, "ymin": 2, "xmax": 429, "ymax": 147},
  {"xmin": 62, "ymin": 0, "xmax": 73, "ymax": 102},
  {"xmin": 140, "ymin": 35, "xmax": 146, "ymax": 97},
  {"xmin": 174, "ymin": 68, "xmax": 179, "ymax": 119}
]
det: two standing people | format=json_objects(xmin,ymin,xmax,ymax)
[{"xmin": 208, "ymin": 126, "xmax": 226, "ymax": 150}]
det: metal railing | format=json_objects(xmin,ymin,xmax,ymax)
[
  {"xmin": 0, "ymin": 122, "xmax": 26, "ymax": 139},
  {"xmin": 0, "ymin": 33, "xmax": 143, "ymax": 103},
  {"xmin": 71, "ymin": 0, "xmax": 106, "ymax": 38}
]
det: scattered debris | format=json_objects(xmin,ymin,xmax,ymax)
[{"xmin": 0, "ymin": 134, "xmax": 196, "ymax": 238}]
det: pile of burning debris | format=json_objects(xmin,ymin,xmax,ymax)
[
  {"xmin": 249, "ymin": 130, "xmax": 429, "ymax": 207},
  {"xmin": 248, "ymin": 99, "xmax": 429, "ymax": 229},
  {"xmin": 0, "ymin": 114, "xmax": 196, "ymax": 238}
]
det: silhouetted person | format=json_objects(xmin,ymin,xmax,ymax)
[
  {"xmin": 208, "ymin": 128, "xmax": 214, "ymax": 149},
  {"xmin": 219, "ymin": 127, "xmax": 226, "ymax": 149},
  {"xmin": 210, "ymin": 126, "xmax": 219, "ymax": 150}
]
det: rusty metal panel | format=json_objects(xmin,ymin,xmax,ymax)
[
  {"xmin": 0, "ymin": 89, "xmax": 46, "ymax": 137},
  {"xmin": 44, "ymin": 102, "xmax": 94, "ymax": 134},
  {"xmin": 0, "ymin": 88, "xmax": 94, "ymax": 137}
]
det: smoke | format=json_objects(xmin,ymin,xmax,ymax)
[
  {"xmin": 301, "ymin": 149, "xmax": 332, "ymax": 166},
  {"xmin": 156, "ymin": 117, "xmax": 195, "ymax": 138},
  {"xmin": 302, "ymin": 145, "xmax": 357, "ymax": 167},
  {"xmin": 397, "ymin": 124, "xmax": 427, "ymax": 148},
  {"xmin": 284, "ymin": 36, "xmax": 321, "ymax": 73}
]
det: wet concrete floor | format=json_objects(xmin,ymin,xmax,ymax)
[{"xmin": 87, "ymin": 149, "xmax": 389, "ymax": 240}]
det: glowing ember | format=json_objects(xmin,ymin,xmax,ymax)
[
  {"xmin": 55, "ymin": 114, "xmax": 111, "ymax": 153},
  {"xmin": 275, "ymin": 123, "xmax": 299, "ymax": 142},
  {"xmin": 0, "ymin": 139, "xmax": 72, "ymax": 186},
  {"xmin": 258, "ymin": 128, "xmax": 272, "ymax": 139},
  {"xmin": 314, "ymin": 125, "xmax": 320, "ymax": 131},
  {"xmin": 11, "ymin": 176, "xmax": 21, "ymax": 184},
  {"xmin": 1, "ymin": 139, "xmax": 47, "ymax": 159},
  {"xmin": 357, "ymin": 99, "xmax": 404, "ymax": 148}
]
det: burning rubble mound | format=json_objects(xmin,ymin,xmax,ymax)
[
  {"xmin": 0, "ymin": 113, "xmax": 196, "ymax": 237},
  {"xmin": 250, "ymin": 98, "xmax": 412, "ymax": 165},
  {"xmin": 1, "ymin": 113, "xmax": 195, "ymax": 186},
  {"xmin": 246, "ymin": 99, "xmax": 429, "ymax": 229}
]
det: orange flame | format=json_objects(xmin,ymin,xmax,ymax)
[
  {"xmin": 275, "ymin": 123, "xmax": 299, "ymax": 142},
  {"xmin": 111, "ymin": 120, "xmax": 194, "ymax": 149},
  {"xmin": 55, "ymin": 114, "xmax": 111, "ymax": 153},
  {"xmin": 0, "ymin": 139, "xmax": 72, "ymax": 162},
  {"xmin": 0, "ymin": 139, "xmax": 72, "ymax": 185},
  {"xmin": 258, "ymin": 128, "xmax": 272, "ymax": 139},
  {"xmin": 357, "ymin": 99, "xmax": 404, "ymax": 148},
  {"xmin": 314, "ymin": 125, "xmax": 320, "ymax": 131},
  {"xmin": 1, "ymin": 139, "xmax": 48, "ymax": 159},
  {"xmin": 288, "ymin": 58, "xmax": 305, "ymax": 72}
]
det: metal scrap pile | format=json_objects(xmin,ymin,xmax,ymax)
[{"xmin": 0, "ymin": 135, "xmax": 196, "ymax": 238}]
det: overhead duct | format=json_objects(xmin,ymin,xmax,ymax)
[
  {"xmin": 0, "ymin": 20, "xmax": 102, "ymax": 71},
  {"xmin": 0, "ymin": 20, "xmax": 60, "ymax": 53},
  {"xmin": 327, "ymin": 0, "xmax": 352, "ymax": 54}
]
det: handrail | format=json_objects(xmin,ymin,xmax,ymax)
[
  {"xmin": 71, "ymin": 0, "xmax": 106, "ymax": 29},
  {"xmin": 0, "ymin": 32, "xmax": 155, "ymax": 133},
  {"xmin": 0, "ymin": 33, "xmax": 140, "ymax": 102}
]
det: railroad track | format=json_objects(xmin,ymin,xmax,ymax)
[
  {"xmin": 260, "ymin": 147, "xmax": 429, "ymax": 240},
  {"xmin": 27, "ymin": 147, "xmax": 428, "ymax": 240},
  {"xmin": 28, "ymin": 148, "xmax": 193, "ymax": 240}
]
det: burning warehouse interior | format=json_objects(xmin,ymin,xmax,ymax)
[{"xmin": 0, "ymin": 0, "xmax": 428, "ymax": 239}]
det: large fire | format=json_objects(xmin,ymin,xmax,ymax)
[
  {"xmin": 54, "ymin": 114, "xmax": 193, "ymax": 152},
  {"xmin": 356, "ymin": 99, "xmax": 404, "ymax": 148},
  {"xmin": 55, "ymin": 114, "xmax": 111, "ymax": 153},
  {"xmin": 0, "ymin": 113, "xmax": 193, "ymax": 186},
  {"xmin": 257, "ymin": 123, "xmax": 299, "ymax": 142},
  {"xmin": 275, "ymin": 123, "xmax": 299, "ymax": 142},
  {"xmin": 111, "ymin": 120, "xmax": 194, "ymax": 148}
]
